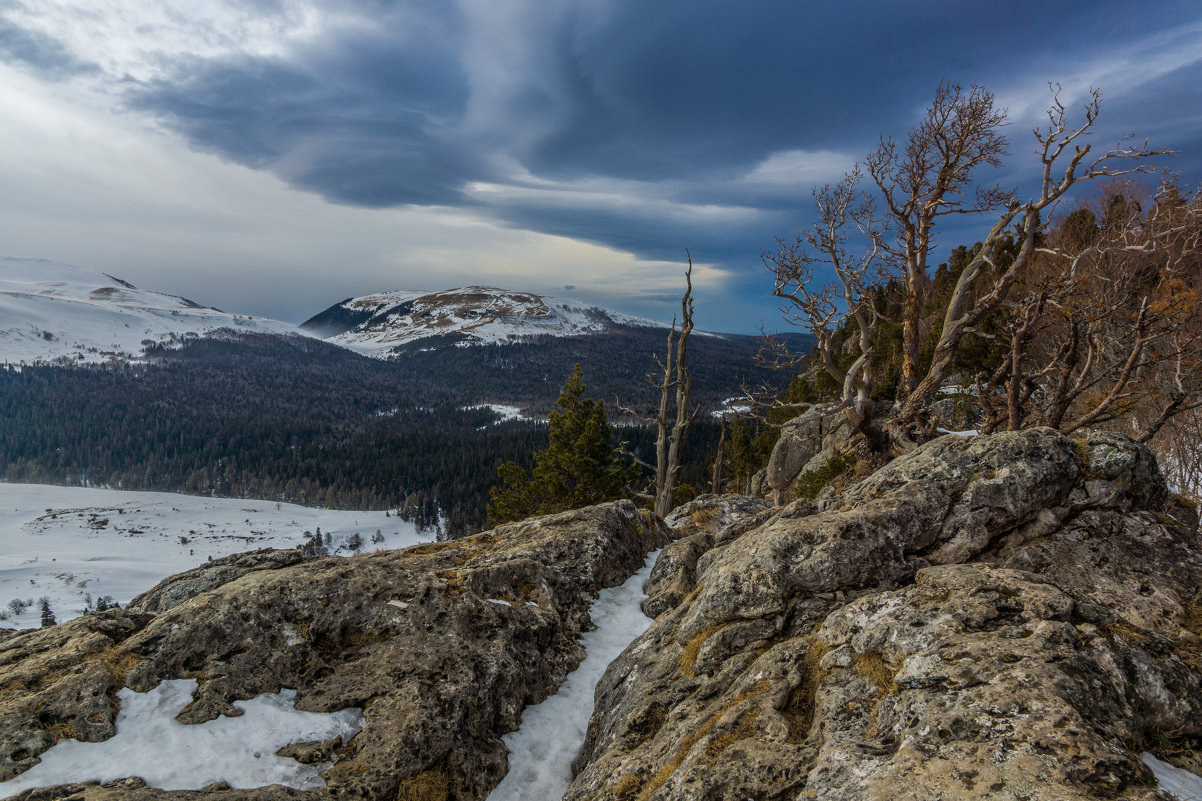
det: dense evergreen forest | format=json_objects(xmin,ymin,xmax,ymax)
[{"xmin": 0, "ymin": 330, "xmax": 790, "ymax": 536}]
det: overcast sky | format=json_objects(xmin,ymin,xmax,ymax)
[{"xmin": 1, "ymin": 1, "xmax": 1199, "ymax": 333}]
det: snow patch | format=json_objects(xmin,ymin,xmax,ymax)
[
  {"xmin": 936, "ymin": 427, "xmax": 979, "ymax": 437},
  {"xmin": 0, "ymin": 679, "xmax": 362, "ymax": 798},
  {"xmin": 321, "ymin": 286, "xmax": 670, "ymax": 357},
  {"xmin": 462, "ymin": 404, "xmax": 533, "ymax": 425},
  {"xmin": 487, "ymin": 550, "xmax": 661, "ymax": 801},
  {"xmin": 1142, "ymin": 753, "xmax": 1202, "ymax": 800}
]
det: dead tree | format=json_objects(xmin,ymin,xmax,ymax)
[
  {"xmin": 764, "ymin": 168, "xmax": 889, "ymax": 436},
  {"xmin": 618, "ymin": 256, "xmax": 700, "ymax": 518},
  {"xmin": 973, "ymin": 182, "xmax": 1202, "ymax": 439},
  {"xmin": 891, "ymin": 85, "xmax": 1170, "ymax": 437},
  {"xmin": 867, "ymin": 82, "xmax": 1011, "ymax": 399}
]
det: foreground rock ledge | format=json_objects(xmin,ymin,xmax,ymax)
[
  {"xmin": 566, "ymin": 428, "xmax": 1202, "ymax": 801},
  {"xmin": 0, "ymin": 500, "xmax": 669, "ymax": 800}
]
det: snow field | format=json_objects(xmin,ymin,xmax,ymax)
[
  {"xmin": 487, "ymin": 549, "xmax": 662, "ymax": 801},
  {"xmin": 0, "ymin": 483, "xmax": 431, "ymax": 629},
  {"xmin": 0, "ymin": 680, "xmax": 363, "ymax": 798},
  {"xmin": 0, "ymin": 258, "xmax": 305, "ymax": 366}
]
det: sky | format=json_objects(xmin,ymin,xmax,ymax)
[{"xmin": 1, "ymin": 0, "xmax": 1199, "ymax": 334}]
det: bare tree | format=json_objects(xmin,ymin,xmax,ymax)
[
  {"xmin": 972, "ymin": 182, "xmax": 1202, "ymax": 439},
  {"xmin": 867, "ymin": 82, "xmax": 1011, "ymax": 399},
  {"xmin": 890, "ymin": 85, "xmax": 1170, "ymax": 438},
  {"xmin": 619, "ymin": 256, "xmax": 700, "ymax": 518},
  {"xmin": 764, "ymin": 169, "xmax": 889, "ymax": 436}
]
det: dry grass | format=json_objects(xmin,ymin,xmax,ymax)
[
  {"xmin": 853, "ymin": 651, "xmax": 899, "ymax": 694},
  {"xmin": 395, "ymin": 766, "xmax": 449, "ymax": 801},
  {"xmin": 783, "ymin": 637, "xmax": 828, "ymax": 744},
  {"xmin": 44, "ymin": 721, "xmax": 82, "ymax": 741},
  {"xmin": 678, "ymin": 624, "xmax": 723, "ymax": 678},
  {"xmin": 703, "ymin": 707, "xmax": 761, "ymax": 759},
  {"xmin": 689, "ymin": 507, "xmax": 722, "ymax": 528},
  {"xmin": 611, "ymin": 773, "xmax": 642, "ymax": 801},
  {"xmin": 1185, "ymin": 605, "xmax": 1202, "ymax": 639},
  {"xmin": 438, "ymin": 570, "xmax": 468, "ymax": 598},
  {"xmin": 103, "ymin": 650, "xmax": 143, "ymax": 686},
  {"xmin": 633, "ymin": 680, "xmax": 771, "ymax": 801},
  {"xmin": 1100, "ymin": 621, "xmax": 1147, "ymax": 648}
]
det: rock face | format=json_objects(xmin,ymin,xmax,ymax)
[
  {"xmin": 4, "ymin": 429, "xmax": 1200, "ymax": 801},
  {"xmin": 0, "ymin": 501, "xmax": 669, "ymax": 800},
  {"xmin": 565, "ymin": 428, "xmax": 1202, "ymax": 801},
  {"xmin": 643, "ymin": 496, "xmax": 774, "ymax": 619},
  {"xmin": 763, "ymin": 405, "xmax": 850, "ymax": 504}
]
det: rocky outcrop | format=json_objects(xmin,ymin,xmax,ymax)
[
  {"xmin": 763, "ymin": 405, "xmax": 851, "ymax": 504},
  {"xmin": 643, "ymin": 496, "xmax": 773, "ymax": 619},
  {"xmin": 565, "ymin": 429, "xmax": 1202, "ymax": 801},
  {"xmin": 0, "ymin": 501, "xmax": 669, "ymax": 800},
  {"xmin": 128, "ymin": 549, "xmax": 305, "ymax": 614}
]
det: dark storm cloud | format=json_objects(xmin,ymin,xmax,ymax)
[
  {"xmin": 115, "ymin": 0, "xmax": 1202, "ymax": 270},
  {"xmin": 0, "ymin": 15, "xmax": 96, "ymax": 80}
]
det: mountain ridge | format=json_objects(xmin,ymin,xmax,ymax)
[
  {"xmin": 0, "ymin": 257, "xmax": 307, "ymax": 365},
  {"xmin": 301, "ymin": 285, "xmax": 681, "ymax": 357}
]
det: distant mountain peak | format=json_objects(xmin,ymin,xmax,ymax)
[
  {"xmin": 0, "ymin": 257, "xmax": 305, "ymax": 365},
  {"xmin": 301, "ymin": 285, "xmax": 664, "ymax": 356}
]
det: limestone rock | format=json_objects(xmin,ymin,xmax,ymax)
[
  {"xmin": 645, "ymin": 496, "xmax": 773, "ymax": 618},
  {"xmin": 764, "ymin": 405, "xmax": 846, "ymax": 502},
  {"xmin": 128, "ymin": 548, "xmax": 305, "ymax": 614},
  {"xmin": 565, "ymin": 429, "xmax": 1201, "ymax": 801},
  {"xmin": 0, "ymin": 501, "xmax": 668, "ymax": 800}
]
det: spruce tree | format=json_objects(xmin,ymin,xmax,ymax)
[
  {"xmin": 487, "ymin": 364, "xmax": 635, "ymax": 525},
  {"xmin": 39, "ymin": 598, "xmax": 56, "ymax": 627}
]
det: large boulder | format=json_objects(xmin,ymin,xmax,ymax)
[
  {"xmin": 644, "ymin": 495, "xmax": 774, "ymax": 618},
  {"xmin": 565, "ymin": 429, "xmax": 1202, "ymax": 801},
  {"xmin": 0, "ymin": 501, "xmax": 669, "ymax": 800},
  {"xmin": 763, "ymin": 405, "xmax": 847, "ymax": 503}
]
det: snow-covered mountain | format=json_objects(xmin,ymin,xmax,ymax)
[
  {"xmin": 301, "ymin": 286, "xmax": 666, "ymax": 357},
  {"xmin": 0, "ymin": 257, "xmax": 307, "ymax": 365}
]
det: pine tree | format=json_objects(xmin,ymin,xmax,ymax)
[
  {"xmin": 487, "ymin": 364, "xmax": 635, "ymax": 525},
  {"xmin": 39, "ymin": 598, "xmax": 56, "ymax": 627}
]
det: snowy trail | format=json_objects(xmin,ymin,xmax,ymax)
[
  {"xmin": 487, "ymin": 549, "xmax": 661, "ymax": 801},
  {"xmin": 1143, "ymin": 753, "xmax": 1202, "ymax": 800}
]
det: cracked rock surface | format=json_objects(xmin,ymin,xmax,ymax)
[
  {"xmin": 1, "ymin": 501, "xmax": 668, "ymax": 800},
  {"xmin": 565, "ymin": 429, "xmax": 1201, "ymax": 801}
]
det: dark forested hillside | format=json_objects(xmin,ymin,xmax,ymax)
[{"xmin": 0, "ymin": 329, "xmax": 806, "ymax": 535}]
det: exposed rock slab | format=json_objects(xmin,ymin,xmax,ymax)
[
  {"xmin": 566, "ymin": 429, "xmax": 1202, "ymax": 801},
  {"xmin": 1, "ymin": 501, "xmax": 668, "ymax": 800}
]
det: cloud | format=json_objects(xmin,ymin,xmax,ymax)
[
  {"xmin": 0, "ymin": 15, "xmax": 96, "ymax": 79},
  {"xmin": 0, "ymin": 0, "xmax": 1199, "ymax": 334}
]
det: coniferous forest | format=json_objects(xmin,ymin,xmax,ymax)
[{"xmin": 0, "ymin": 328, "xmax": 805, "ymax": 536}]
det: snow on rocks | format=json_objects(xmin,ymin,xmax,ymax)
[
  {"xmin": 0, "ymin": 679, "xmax": 362, "ymax": 798},
  {"xmin": 1142, "ymin": 753, "xmax": 1202, "ymax": 800},
  {"xmin": 488, "ymin": 549, "xmax": 661, "ymax": 801}
]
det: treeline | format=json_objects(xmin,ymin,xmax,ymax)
[{"xmin": 0, "ymin": 333, "xmax": 734, "ymax": 536}]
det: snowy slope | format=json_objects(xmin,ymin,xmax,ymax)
[
  {"xmin": 301, "ymin": 286, "xmax": 667, "ymax": 357},
  {"xmin": 0, "ymin": 483, "xmax": 431, "ymax": 629},
  {"xmin": 0, "ymin": 258, "xmax": 308, "ymax": 365}
]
